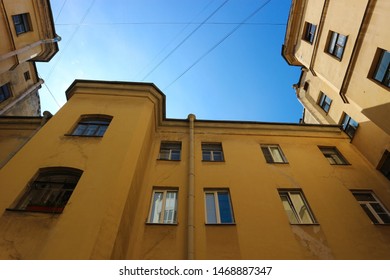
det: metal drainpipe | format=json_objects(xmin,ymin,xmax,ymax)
[
  {"xmin": 0, "ymin": 36, "xmax": 61, "ymax": 62},
  {"xmin": 187, "ymin": 113, "xmax": 196, "ymax": 260}
]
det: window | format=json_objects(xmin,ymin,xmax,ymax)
[
  {"xmin": 303, "ymin": 81, "xmax": 309, "ymax": 91},
  {"xmin": 148, "ymin": 189, "xmax": 178, "ymax": 224},
  {"xmin": 372, "ymin": 49, "xmax": 390, "ymax": 88},
  {"xmin": 12, "ymin": 13, "xmax": 31, "ymax": 35},
  {"xmin": 377, "ymin": 150, "xmax": 390, "ymax": 180},
  {"xmin": 340, "ymin": 113, "xmax": 358, "ymax": 138},
  {"xmin": 302, "ymin": 22, "xmax": 317, "ymax": 44},
  {"xmin": 158, "ymin": 142, "xmax": 181, "ymax": 160},
  {"xmin": 71, "ymin": 115, "xmax": 112, "ymax": 137},
  {"xmin": 318, "ymin": 92, "xmax": 332, "ymax": 113},
  {"xmin": 24, "ymin": 71, "xmax": 31, "ymax": 81},
  {"xmin": 278, "ymin": 190, "xmax": 316, "ymax": 224},
  {"xmin": 352, "ymin": 191, "xmax": 390, "ymax": 224},
  {"xmin": 11, "ymin": 168, "xmax": 82, "ymax": 213},
  {"xmin": 0, "ymin": 83, "xmax": 12, "ymax": 103},
  {"xmin": 205, "ymin": 190, "xmax": 234, "ymax": 224},
  {"xmin": 327, "ymin": 31, "xmax": 347, "ymax": 60},
  {"xmin": 261, "ymin": 144, "xmax": 288, "ymax": 163},
  {"xmin": 202, "ymin": 143, "xmax": 224, "ymax": 161},
  {"xmin": 319, "ymin": 146, "xmax": 349, "ymax": 165}
]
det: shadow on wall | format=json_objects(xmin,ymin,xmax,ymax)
[{"xmin": 361, "ymin": 102, "xmax": 390, "ymax": 136}]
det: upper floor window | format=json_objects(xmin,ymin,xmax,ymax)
[
  {"xmin": 11, "ymin": 167, "xmax": 82, "ymax": 213},
  {"xmin": 302, "ymin": 22, "xmax": 317, "ymax": 44},
  {"xmin": 327, "ymin": 31, "xmax": 347, "ymax": 60},
  {"xmin": 24, "ymin": 71, "xmax": 31, "ymax": 81},
  {"xmin": 377, "ymin": 150, "xmax": 390, "ymax": 181},
  {"xmin": 71, "ymin": 115, "xmax": 112, "ymax": 137},
  {"xmin": 319, "ymin": 146, "xmax": 349, "ymax": 165},
  {"xmin": 340, "ymin": 113, "xmax": 358, "ymax": 139},
  {"xmin": 318, "ymin": 91, "xmax": 332, "ymax": 113},
  {"xmin": 0, "ymin": 83, "xmax": 12, "ymax": 103},
  {"xmin": 205, "ymin": 189, "xmax": 235, "ymax": 224},
  {"xmin": 371, "ymin": 48, "xmax": 390, "ymax": 88},
  {"xmin": 260, "ymin": 144, "xmax": 288, "ymax": 164},
  {"xmin": 278, "ymin": 189, "xmax": 317, "ymax": 224},
  {"xmin": 352, "ymin": 191, "xmax": 390, "ymax": 224},
  {"xmin": 202, "ymin": 143, "xmax": 224, "ymax": 162},
  {"xmin": 158, "ymin": 141, "xmax": 181, "ymax": 161},
  {"xmin": 148, "ymin": 188, "xmax": 178, "ymax": 224},
  {"xmin": 12, "ymin": 13, "xmax": 31, "ymax": 35}
]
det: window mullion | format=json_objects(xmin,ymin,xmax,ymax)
[{"xmin": 214, "ymin": 192, "xmax": 221, "ymax": 224}]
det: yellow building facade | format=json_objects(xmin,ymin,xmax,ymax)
[
  {"xmin": 282, "ymin": 0, "xmax": 390, "ymax": 173},
  {"xmin": 0, "ymin": 0, "xmax": 59, "ymax": 116},
  {"xmin": 0, "ymin": 80, "xmax": 390, "ymax": 260}
]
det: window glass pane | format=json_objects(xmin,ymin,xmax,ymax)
[
  {"xmin": 163, "ymin": 191, "xmax": 177, "ymax": 223},
  {"xmin": 159, "ymin": 149, "xmax": 170, "ymax": 160},
  {"xmin": 353, "ymin": 192, "xmax": 375, "ymax": 202},
  {"xmin": 335, "ymin": 45, "xmax": 344, "ymax": 59},
  {"xmin": 378, "ymin": 213, "xmax": 390, "ymax": 224},
  {"xmin": 202, "ymin": 151, "xmax": 211, "ymax": 161},
  {"xmin": 212, "ymin": 151, "xmax": 223, "ymax": 161},
  {"xmin": 96, "ymin": 125, "xmax": 108, "ymax": 136},
  {"xmin": 218, "ymin": 192, "xmax": 233, "ymax": 223},
  {"xmin": 270, "ymin": 147, "xmax": 283, "ymax": 163},
  {"xmin": 289, "ymin": 192, "xmax": 313, "ymax": 223},
  {"xmin": 280, "ymin": 194, "xmax": 299, "ymax": 224},
  {"xmin": 170, "ymin": 150, "xmax": 181, "ymax": 160},
  {"xmin": 150, "ymin": 192, "xmax": 163, "ymax": 223},
  {"xmin": 374, "ymin": 51, "xmax": 390, "ymax": 83},
  {"xmin": 261, "ymin": 146, "xmax": 274, "ymax": 163},
  {"xmin": 84, "ymin": 125, "xmax": 98, "ymax": 136},
  {"xmin": 205, "ymin": 193, "xmax": 217, "ymax": 223},
  {"xmin": 360, "ymin": 204, "xmax": 379, "ymax": 224},
  {"xmin": 72, "ymin": 124, "xmax": 86, "ymax": 135},
  {"xmin": 328, "ymin": 32, "xmax": 337, "ymax": 54},
  {"xmin": 337, "ymin": 34, "xmax": 347, "ymax": 47}
]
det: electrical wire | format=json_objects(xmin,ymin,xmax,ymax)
[
  {"xmin": 134, "ymin": 0, "xmax": 215, "ymax": 80},
  {"xmin": 163, "ymin": 0, "xmax": 272, "ymax": 90},
  {"xmin": 141, "ymin": 0, "xmax": 230, "ymax": 81}
]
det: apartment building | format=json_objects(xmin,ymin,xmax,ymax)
[
  {"xmin": 282, "ymin": 0, "xmax": 390, "ymax": 177},
  {"xmin": 0, "ymin": 80, "xmax": 389, "ymax": 259},
  {"xmin": 0, "ymin": 0, "xmax": 59, "ymax": 116}
]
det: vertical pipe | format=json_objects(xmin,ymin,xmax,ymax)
[{"xmin": 187, "ymin": 113, "xmax": 196, "ymax": 260}]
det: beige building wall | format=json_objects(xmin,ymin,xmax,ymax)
[
  {"xmin": 283, "ymin": 0, "xmax": 390, "ymax": 169},
  {"xmin": 1, "ymin": 80, "xmax": 390, "ymax": 260}
]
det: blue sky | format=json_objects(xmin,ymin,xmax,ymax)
[{"xmin": 37, "ymin": 0, "xmax": 302, "ymax": 122}]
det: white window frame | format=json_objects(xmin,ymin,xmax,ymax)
[
  {"xmin": 148, "ymin": 189, "xmax": 178, "ymax": 224},
  {"xmin": 260, "ymin": 144, "xmax": 288, "ymax": 163},
  {"xmin": 202, "ymin": 143, "xmax": 224, "ymax": 162},
  {"xmin": 278, "ymin": 190, "xmax": 317, "ymax": 224},
  {"xmin": 204, "ymin": 189, "xmax": 234, "ymax": 224},
  {"xmin": 352, "ymin": 191, "xmax": 390, "ymax": 224},
  {"xmin": 158, "ymin": 142, "xmax": 181, "ymax": 160}
]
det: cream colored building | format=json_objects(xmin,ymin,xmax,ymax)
[
  {"xmin": 0, "ymin": 80, "xmax": 390, "ymax": 260},
  {"xmin": 0, "ymin": 0, "xmax": 59, "ymax": 116},
  {"xmin": 282, "ymin": 0, "xmax": 390, "ymax": 178}
]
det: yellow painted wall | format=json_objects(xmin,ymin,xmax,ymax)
[{"xmin": 1, "ymin": 81, "xmax": 390, "ymax": 260}]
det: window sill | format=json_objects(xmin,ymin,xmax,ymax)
[
  {"xmin": 64, "ymin": 134, "xmax": 103, "ymax": 138},
  {"xmin": 290, "ymin": 223, "xmax": 320, "ymax": 226},
  {"xmin": 205, "ymin": 223, "xmax": 236, "ymax": 226},
  {"xmin": 329, "ymin": 163, "xmax": 351, "ymax": 166},
  {"xmin": 202, "ymin": 160, "xmax": 225, "ymax": 163},
  {"xmin": 6, "ymin": 208, "xmax": 62, "ymax": 214},
  {"xmin": 266, "ymin": 162, "xmax": 289, "ymax": 164},
  {"xmin": 157, "ymin": 159, "xmax": 181, "ymax": 162},
  {"xmin": 145, "ymin": 222, "xmax": 178, "ymax": 226}
]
